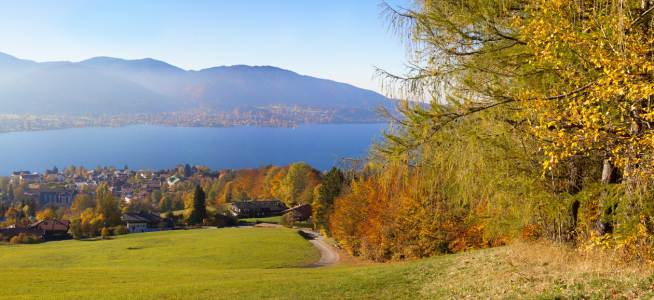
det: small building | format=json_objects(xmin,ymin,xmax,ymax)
[
  {"xmin": 167, "ymin": 176, "xmax": 181, "ymax": 186},
  {"xmin": 28, "ymin": 220, "xmax": 70, "ymax": 235},
  {"xmin": 37, "ymin": 187, "xmax": 73, "ymax": 205},
  {"xmin": 0, "ymin": 227, "xmax": 45, "ymax": 239},
  {"xmin": 122, "ymin": 211, "xmax": 173, "ymax": 234},
  {"xmin": 20, "ymin": 174, "xmax": 41, "ymax": 183},
  {"xmin": 141, "ymin": 184, "xmax": 161, "ymax": 193},
  {"xmin": 281, "ymin": 204, "xmax": 313, "ymax": 220},
  {"xmin": 230, "ymin": 200, "xmax": 288, "ymax": 217},
  {"xmin": 11, "ymin": 170, "xmax": 31, "ymax": 177}
]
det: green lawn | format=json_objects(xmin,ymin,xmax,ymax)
[
  {"xmin": 0, "ymin": 228, "xmax": 318, "ymax": 270},
  {"xmin": 240, "ymin": 215, "xmax": 282, "ymax": 223},
  {"xmin": 0, "ymin": 229, "xmax": 651, "ymax": 299}
]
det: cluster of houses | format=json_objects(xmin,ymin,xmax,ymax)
[
  {"xmin": 0, "ymin": 211, "xmax": 174, "ymax": 240},
  {"xmin": 0, "ymin": 219, "xmax": 71, "ymax": 240},
  {"xmin": 9, "ymin": 169, "xmax": 168, "ymax": 206},
  {"xmin": 0, "ymin": 166, "xmax": 316, "ymax": 242}
]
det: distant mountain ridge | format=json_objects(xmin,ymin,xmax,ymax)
[{"xmin": 0, "ymin": 52, "xmax": 386, "ymax": 115}]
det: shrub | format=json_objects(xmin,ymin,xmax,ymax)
[
  {"xmin": 280, "ymin": 212, "xmax": 295, "ymax": 228},
  {"xmin": 26, "ymin": 236, "xmax": 41, "ymax": 244},
  {"xmin": 7, "ymin": 233, "xmax": 40, "ymax": 245},
  {"xmin": 114, "ymin": 225, "xmax": 129, "ymax": 236},
  {"xmin": 69, "ymin": 220, "xmax": 84, "ymax": 240},
  {"xmin": 101, "ymin": 228, "xmax": 109, "ymax": 239}
]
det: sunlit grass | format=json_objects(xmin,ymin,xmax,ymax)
[{"xmin": 0, "ymin": 229, "xmax": 650, "ymax": 299}]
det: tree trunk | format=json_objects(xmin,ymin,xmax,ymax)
[
  {"xmin": 567, "ymin": 160, "xmax": 581, "ymax": 232},
  {"xmin": 596, "ymin": 159, "xmax": 617, "ymax": 236}
]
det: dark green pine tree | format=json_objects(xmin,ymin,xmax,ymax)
[
  {"xmin": 8, "ymin": 185, "xmax": 14, "ymax": 202},
  {"xmin": 312, "ymin": 166, "xmax": 344, "ymax": 236},
  {"xmin": 185, "ymin": 164, "xmax": 192, "ymax": 177},
  {"xmin": 191, "ymin": 185, "xmax": 207, "ymax": 224},
  {"xmin": 27, "ymin": 200, "xmax": 36, "ymax": 217}
]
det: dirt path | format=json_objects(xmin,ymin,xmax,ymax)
[{"xmin": 300, "ymin": 230, "xmax": 339, "ymax": 268}]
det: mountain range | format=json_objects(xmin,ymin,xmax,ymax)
[{"xmin": 0, "ymin": 52, "xmax": 386, "ymax": 115}]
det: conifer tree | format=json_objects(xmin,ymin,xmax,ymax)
[
  {"xmin": 193, "ymin": 184, "xmax": 207, "ymax": 222},
  {"xmin": 312, "ymin": 167, "xmax": 344, "ymax": 236},
  {"xmin": 8, "ymin": 185, "xmax": 14, "ymax": 202},
  {"xmin": 184, "ymin": 185, "xmax": 207, "ymax": 225}
]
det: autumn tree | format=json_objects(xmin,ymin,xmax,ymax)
[
  {"xmin": 151, "ymin": 190, "xmax": 163, "ymax": 205},
  {"xmin": 71, "ymin": 194, "xmax": 95, "ymax": 215},
  {"xmin": 64, "ymin": 165, "xmax": 76, "ymax": 176},
  {"xmin": 95, "ymin": 183, "xmax": 122, "ymax": 227},
  {"xmin": 159, "ymin": 194, "xmax": 174, "ymax": 212},
  {"xmin": 280, "ymin": 162, "xmax": 321, "ymax": 205},
  {"xmin": 69, "ymin": 219, "xmax": 84, "ymax": 240},
  {"xmin": 36, "ymin": 208, "xmax": 57, "ymax": 221}
]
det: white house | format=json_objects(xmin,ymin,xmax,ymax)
[{"xmin": 122, "ymin": 211, "xmax": 173, "ymax": 234}]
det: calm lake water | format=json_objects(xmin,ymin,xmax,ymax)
[{"xmin": 0, "ymin": 124, "xmax": 386, "ymax": 175}]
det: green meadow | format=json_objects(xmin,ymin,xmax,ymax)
[
  {"xmin": 0, "ymin": 228, "xmax": 424, "ymax": 299},
  {"xmin": 1, "ymin": 228, "xmax": 650, "ymax": 299}
]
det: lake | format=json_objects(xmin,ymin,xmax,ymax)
[{"xmin": 0, "ymin": 124, "xmax": 387, "ymax": 175}]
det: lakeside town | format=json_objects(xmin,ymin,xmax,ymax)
[
  {"xmin": 0, "ymin": 104, "xmax": 384, "ymax": 133},
  {"xmin": 0, "ymin": 162, "xmax": 317, "ymax": 243}
]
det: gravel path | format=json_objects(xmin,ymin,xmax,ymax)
[{"xmin": 300, "ymin": 230, "xmax": 339, "ymax": 268}]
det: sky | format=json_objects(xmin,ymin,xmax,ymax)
[{"xmin": 0, "ymin": 0, "xmax": 409, "ymax": 95}]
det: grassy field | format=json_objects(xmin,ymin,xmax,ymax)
[
  {"xmin": 240, "ymin": 215, "xmax": 282, "ymax": 223},
  {"xmin": 0, "ymin": 228, "xmax": 652, "ymax": 299}
]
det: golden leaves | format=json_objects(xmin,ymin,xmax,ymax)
[{"xmin": 513, "ymin": 0, "xmax": 654, "ymax": 178}]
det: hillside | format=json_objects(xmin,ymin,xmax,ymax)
[
  {"xmin": 0, "ymin": 228, "xmax": 650, "ymax": 299},
  {"xmin": 0, "ymin": 53, "xmax": 387, "ymax": 114},
  {"xmin": 0, "ymin": 64, "xmax": 173, "ymax": 115}
]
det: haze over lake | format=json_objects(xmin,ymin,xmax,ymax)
[{"xmin": 1, "ymin": 124, "xmax": 385, "ymax": 175}]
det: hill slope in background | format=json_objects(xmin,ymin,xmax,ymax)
[
  {"xmin": 0, "ymin": 52, "xmax": 387, "ymax": 115},
  {"xmin": 0, "ymin": 64, "xmax": 172, "ymax": 115}
]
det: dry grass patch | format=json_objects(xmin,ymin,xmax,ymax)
[{"xmin": 419, "ymin": 241, "xmax": 654, "ymax": 299}]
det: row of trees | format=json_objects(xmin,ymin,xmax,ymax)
[{"xmin": 158, "ymin": 162, "xmax": 324, "ymax": 209}]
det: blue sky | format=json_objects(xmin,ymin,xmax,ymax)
[{"xmin": 0, "ymin": 0, "xmax": 408, "ymax": 94}]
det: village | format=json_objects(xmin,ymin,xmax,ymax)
[{"xmin": 0, "ymin": 163, "xmax": 316, "ymax": 244}]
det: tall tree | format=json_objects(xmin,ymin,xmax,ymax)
[
  {"xmin": 95, "ymin": 183, "xmax": 122, "ymax": 227},
  {"xmin": 7, "ymin": 184, "xmax": 14, "ymax": 202},
  {"xmin": 184, "ymin": 185, "xmax": 207, "ymax": 225},
  {"xmin": 193, "ymin": 184, "xmax": 207, "ymax": 222},
  {"xmin": 184, "ymin": 164, "xmax": 192, "ymax": 177},
  {"xmin": 312, "ymin": 167, "xmax": 344, "ymax": 236}
]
